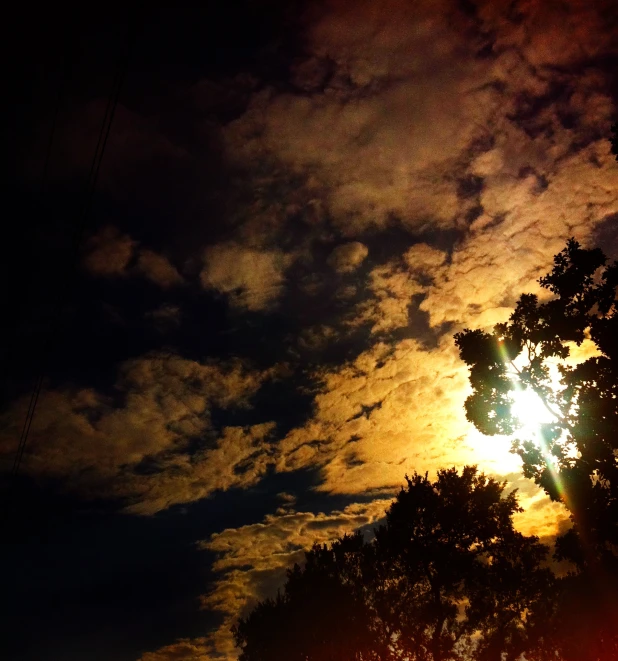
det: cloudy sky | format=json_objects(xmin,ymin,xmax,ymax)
[{"xmin": 2, "ymin": 2, "xmax": 617, "ymax": 659}]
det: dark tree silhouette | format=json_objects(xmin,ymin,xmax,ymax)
[
  {"xmin": 525, "ymin": 566, "xmax": 618, "ymax": 661},
  {"xmin": 374, "ymin": 467, "xmax": 552, "ymax": 661},
  {"xmin": 455, "ymin": 239, "xmax": 618, "ymax": 561},
  {"xmin": 233, "ymin": 467, "xmax": 552, "ymax": 661},
  {"xmin": 455, "ymin": 240, "xmax": 618, "ymax": 658},
  {"xmin": 232, "ymin": 532, "xmax": 386, "ymax": 661}
]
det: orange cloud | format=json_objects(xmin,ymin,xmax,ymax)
[
  {"xmin": 327, "ymin": 241, "xmax": 369, "ymax": 273},
  {"xmin": 197, "ymin": 500, "xmax": 391, "ymax": 659},
  {"xmin": 138, "ymin": 638, "xmax": 213, "ymax": 661},
  {"xmin": 0, "ymin": 355, "xmax": 277, "ymax": 513},
  {"xmin": 200, "ymin": 242, "xmax": 293, "ymax": 311}
]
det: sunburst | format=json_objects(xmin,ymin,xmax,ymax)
[{"xmin": 510, "ymin": 386, "xmax": 557, "ymax": 435}]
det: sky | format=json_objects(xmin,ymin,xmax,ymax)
[{"xmin": 1, "ymin": 2, "xmax": 617, "ymax": 659}]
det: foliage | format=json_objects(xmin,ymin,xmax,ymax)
[
  {"xmin": 233, "ymin": 467, "xmax": 552, "ymax": 661},
  {"xmin": 232, "ymin": 532, "xmax": 384, "ymax": 661},
  {"xmin": 456, "ymin": 239, "xmax": 618, "ymax": 658},
  {"xmin": 455, "ymin": 239, "xmax": 618, "ymax": 562},
  {"xmin": 526, "ymin": 563, "xmax": 618, "ymax": 661}
]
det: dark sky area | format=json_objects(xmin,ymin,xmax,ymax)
[{"xmin": 1, "ymin": 2, "xmax": 617, "ymax": 660}]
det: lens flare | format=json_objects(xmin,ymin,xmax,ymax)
[{"xmin": 497, "ymin": 341, "xmax": 569, "ymax": 505}]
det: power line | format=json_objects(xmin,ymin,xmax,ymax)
[
  {"xmin": 8, "ymin": 23, "xmax": 73, "ymax": 480},
  {"xmin": 10, "ymin": 16, "xmax": 139, "ymax": 482}
]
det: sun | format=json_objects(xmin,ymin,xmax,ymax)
[
  {"xmin": 463, "ymin": 385, "xmax": 559, "ymax": 477},
  {"xmin": 510, "ymin": 387, "xmax": 557, "ymax": 434}
]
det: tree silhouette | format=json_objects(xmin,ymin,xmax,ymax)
[
  {"xmin": 232, "ymin": 532, "xmax": 386, "ymax": 661},
  {"xmin": 233, "ymin": 467, "xmax": 552, "ymax": 661},
  {"xmin": 455, "ymin": 240, "xmax": 618, "ymax": 657},
  {"xmin": 455, "ymin": 239, "xmax": 618, "ymax": 562},
  {"xmin": 526, "ymin": 565, "xmax": 618, "ymax": 661},
  {"xmin": 374, "ymin": 467, "xmax": 552, "ymax": 661}
]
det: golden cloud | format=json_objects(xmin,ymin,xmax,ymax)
[
  {"xmin": 0, "ymin": 354, "xmax": 276, "ymax": 513},
  {"xmin": 327, "ymin": 241, "xmax": 369, "ymax": 273},
  {"xmin": 200, "ymin": 242, "xmax": 293, "ymax": 311},
  {"xmin": 196, "ymin": 500, "xmax": 391, "ymax": 659},
  {"xmin": 138, "ymin": 638, "xmax": 213, "ymax": 661},
  {"xmin": 421, "ymin": 143, "xmax": 618, "ymax": 330}
]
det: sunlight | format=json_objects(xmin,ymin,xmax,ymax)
[
  {"xmin": 508, "ymin": 381, "xmax": 569, "ymax": 510},
  {"xmin": 510, "ymin": 387, "xmax": 557, "ymax": 434},
  {"xmin": 464, "ymin": 384, "xmax": 561, "ymax": 478}
]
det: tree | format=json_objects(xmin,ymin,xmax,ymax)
[
  {"xmin": 233, "ymin": 467, "xmax": 552, "ymax": 661},
  {"xmin": 455, "ymin": 240, "xmax": 618, "ymax": 658},
  {"xmin": 232, "ymin": 532, "xmax": 386, "ymax": 661},
  {"xmin": 455, "ymin": 239, "xmax": 618, "ymax": 561},
  {"xmin": 374, "ymin": 467, "xmax": 552, "ymax": 661},
  {"xmin": 527, "ymin": 566, "xmax": 618, "ymax": 661}
]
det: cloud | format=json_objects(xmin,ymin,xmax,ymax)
[
  {"xmin": 475, "ymin": 0, "xmax": 618, "ymax": 67},
  {"xmin": 82, "ymin": 225, "xmax": 136, "ymax": 276},
  {"xmin": 404, "ymin": 243, "xmax": 447, "ymax": 274},
  {"xmin": 82, "ymin": 226, "xmax": 185, "ymax": 289},
  {"xmin": 420, "ymin": 142, "xmax": 618, "ymax": 330},
  {"xmin": 200, "ymin": 242, "xmax": 292, "ymax": 311},
  {"xmin": 126, "ymin": 422, "xmax": 277, "ymax": 516},
  {"xmin": 137, "ymin": 501, "xmax": 389, "ymax": 660},
  {"xmin": 344, "ymin": 242, "xmax": 449, "ymax": 336},
  {"xmin": 223, "ymin": 0, "xmax": 502, "ymax": 235},
  {"xmin": 19, "ymin": 0, "xmax": 618, "ymax": 656},
  {"xmin": 277, "ymin": 338, "xmax": 501, "ymax": 490},
  {"xmin": 351, "ymin": 260, "xmax": 424, "ymax": 335},
  {"xmin": 196, "ymin": 500, "xmax": 391, "ymax": 659},
  {"xmin": 0, "ymin": 354, "xmax": 277, "ymax": 513},
  {"xmin": 75, "ymin": 0, "xmax": 615, "ymax": 589},
  {"xmin": 327, "ymin": 241, "xmax": 369, "ymax": 273},
  {"xmin": 138, "ymin": 639, "xmax": 213, "ymax": 661},
  {"xmin": 136, "ymin": 249, "xmax": 184, "ymax": 288},
  {"xmin": 220, "ymin": 0, "xmax": 616, "ymax": 250}
]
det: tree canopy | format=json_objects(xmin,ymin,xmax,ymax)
[
  {"xmin": 456, "ymin": 239, "xmax": 618, "ymax": 658},
  {"xmin": 455, "ymin": 239, "xmax": 618, "ymax": 562},
  {"xmin": 233, "ymin": 467, "xmax": 552, "ymax": 661}
]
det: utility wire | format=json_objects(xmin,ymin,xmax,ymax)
[
  {"xmin": 11, "ymin": 16, "xmax": 139, "ymax": 482},
  {"xmin": 9, "ymin": 24, "xmax": 73, "ymax": 478}
]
